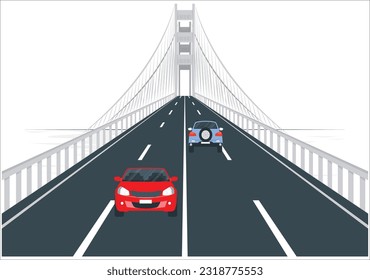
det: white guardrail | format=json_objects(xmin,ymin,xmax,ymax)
[
  {"xmin": 1, "ymin": 94, "xmax": 175, "ymax": 212},
  {"xmin": 195, "ymin": 93, "xmax": 369, "ymax": 213}
]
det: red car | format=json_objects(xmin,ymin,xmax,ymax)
[{"xmin": 114, "ymin": 168, "xmax": 178, "ymax": 217}]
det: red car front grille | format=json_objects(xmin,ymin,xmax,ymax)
[{"xmin": 132, "ymin": 202, "xmax": 160, "ymax": 209}]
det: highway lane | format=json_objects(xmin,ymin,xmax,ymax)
[
  {"xmin": 2, "ymin": 97, "xmax": 184, "ymax": 256},
  {"xmin": 186, "ymin": 98, "xmax": 285, "ymax": 256},
  {"xmin": 83, "ymin": 97, "xmax": 185, "ymax": 256},
  {"xmin": 187, "ymin": 97, "xmax": 367, "ymax": 256}
]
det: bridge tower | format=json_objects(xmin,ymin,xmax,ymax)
[{"xmin": 175, "ymin": 4, "xmax": 195, "ymax": 96}]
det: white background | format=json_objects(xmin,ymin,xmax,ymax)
[
  {"xmin": 1, "ymin": 1, "xmax": 369, "ymax": 169},
  {"xmin": 1, "ymin": 1, "xmax": 369, "ymax": 279}
]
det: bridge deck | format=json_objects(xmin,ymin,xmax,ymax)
[{"xmin": 2, "ymin": 97, "xmax": 367, "ymax": 257}]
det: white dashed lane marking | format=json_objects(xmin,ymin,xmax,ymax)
[
  {"xmin": 253, "ymin": 200, "xmax": 296, "ymax": 257},
  {"xmin": 74, "ymin": 200, "xmax": 115, "ymax": 257},
  {"xmin": 138, "ymin": 144, "xmax": 151, "ymax": 160},
  {"xmin": 222, "ymin": 147, "xmax": 232, "ymax": 161}
]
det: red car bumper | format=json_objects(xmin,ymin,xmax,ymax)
[{"xmin": 115, "ymin": 194, "xmax": 177, "ymax": 212}]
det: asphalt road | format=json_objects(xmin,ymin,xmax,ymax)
[{"xmin": 2, "ymin": 96, "xmax": 368, "ymax": 256}]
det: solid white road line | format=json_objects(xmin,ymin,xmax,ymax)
[
  {"xmin": 192, "ymin": 102, "xmax": 195, "ymax": 106},
  {"xmin": 74, "ymin": 200, "xmax": 115, "ymax": 257},
  {"xmin": 202, "ymin": 102, "xmax": 368, "ymax": 229},
  {"xmin": 2, "ymin": 102, "xmax": 169, "ymax": 228},
  {"xmin": 160, "ymin": 122, "xmax": 165, "ymax": 128},
  {"xmin": 197, "ymin": 110, "xmax": 201, "ymax": 115},
  {"xmin": 253, "ymin": 200, "xmax": 296, "ymax": 258},
  {"xmin": 222, "ymin": 147, "xmax": 232, "ymax": 161},
  {"xmin": 175, "ymin": 102, "xmax": 178, "ymax": 106},
  {"xmin": 138, "ymin": 144, "xmax": 151, "ymax": 161},
  {"xmin": 169, "ymin": 110, "xmax": 173, "ymax": 115},
  {"xmin": 182, "ymin": 97, "xmax": 188, "ymax": 257}
]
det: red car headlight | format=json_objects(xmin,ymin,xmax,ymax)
[
  {"xmin": 162, "ymin": 187, "xmax": 175, "ymax": 196},
  {"xmin": 117, "ymin": 186, "xmax": 130, "ymax": 196}
]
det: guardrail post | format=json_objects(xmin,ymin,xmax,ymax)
[
  {"xmin": 81, "ymin": 139, "xmax": 85, "ymax": 159},
  {"xmin": 318, "ymin": 156, "xmax": 323, "ymax": 182},
  {"xmin": 348, "ymin": 171, "xmax": 354, "ymax": 203},
  {"xmin": 115, "ymin": 122, "xmax": 118, "ymax": 136},
  {"xmin": 284, "ymin": 138, "xmax": 288, "ymax": 158},
  {"xmin": 338, "ymin": 166, "xmax": 343, "ymax": 195},
  {"xmin": 96, "ymin": 131, "xmax": 100, "ymax": 149},
  {"xmin": 56, "ymin": 151, "xmax": 61, "ymax": 176},
  {"xmin": 16, "ymin": 171, "xmax": 21, "ymax": 203},
  {"xmin": 257, "ymin": 125, "xmax": 260, "ymax": 140},
  {"xmin": 301, "ymin": 147, "xmax": 305, "ymax": 169},
  {"xmin": 360, "ymin": 177, "xmax": 365, "ymax": 210},
  {"xmin": 120, "ymin": 119, "xmax": 124, "ymax": 133},
  {"xmin": 328, "ymin": 160, "xmax": 332, "ymax": 188},
  {"xmin": 277, "ymin": 135, "xmax": 281, "ymax": 153},
  {"xmin": 270, "ymin": 130, "xmax": 273, "ymax": 148},
  {"xmin": 89, "ymin": 135, "xmax": 93, "ymax": 154},
  {"xmin": 27, "ymin": 166, "xmax": 32, "ymax": 195},
  {"xmin": 47, "ymin": 156, "xmax": 51, "ymax": 182},
  {"xmin": 65, "ymin": 147, "xmax": 69, "ymax": 169},
  {"xmin": 309, "ymin": 151, "xmax": 313, "ymax": 176},
  {"xmin": 264, "ymin": 128, "xmax": 267, "ymax": 144},
  {"xmin": 4, "ymin": 177, "xmax": 10, "ymax": 211},
  {"xmin": 73, "ymin": 143, "xmax": 78, "ymax": 164},
  {"xmin": 292, "ymin": 143, "xmax": 296, "ymax": 164},
  {"xmin": 37, "ymin": 160, "xmax": 42, "ymax": 188},
  {"xmin": 109, "ymin": 125, "xmax": 112, "ymax": 141}
]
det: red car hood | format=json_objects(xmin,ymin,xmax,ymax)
[{"xmin": 119, "ymin": 181, "xmax": 173, "ymax": 192}]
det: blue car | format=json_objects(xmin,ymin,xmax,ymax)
[{"xmin": 188, "ymin": 121, "xmax": 223, "ymax": 153}]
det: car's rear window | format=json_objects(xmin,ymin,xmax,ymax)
[
  {"xmin": 123, "ymin": 169, "xmax": 169, "ymax": 182},
  {"xmin": 194, "ymin": 122, "xmax": 218, "ymax": 129}
]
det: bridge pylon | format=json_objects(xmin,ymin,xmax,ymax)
[{"xmin": 175, "ymin": 4, "xmax": 195, "ymax": 96}]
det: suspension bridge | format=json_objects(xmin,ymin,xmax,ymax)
[{"xmin": 1, "ymin": 4, "xmax": 368, "ymax": 257}]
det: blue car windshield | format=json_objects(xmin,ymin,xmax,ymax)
[
  {"xmin": 123, "ymin": 169, "xmax": 169, "ymax": 182},
  {"xmin": 194, "ymin": 122, "xmax": 218, "ymax": 129}
]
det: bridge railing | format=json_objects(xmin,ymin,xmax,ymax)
[
  {"xmin": 195, "ymin": 93, "xmax": 369, "ymax": 212},
  {"xmin": 1, "ymin": 94, "xmax": 175, "ymax": 212}
]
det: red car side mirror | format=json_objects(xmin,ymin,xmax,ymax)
[
  {"xmin": 114, "ymin": 176, "xmax": 122, "ymax": 182},
  {"xmin": 170, "ymin": 176, "xmax": 178, "ymax": 182}
]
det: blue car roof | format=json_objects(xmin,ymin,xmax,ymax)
[{"xmin": 194, "ymin": 120, "xmax": 218, "ymax": 125}]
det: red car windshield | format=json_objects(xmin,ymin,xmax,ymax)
[{"xmin": 123, "ymin": 169, "xmax": 169, "ymax": 182}]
